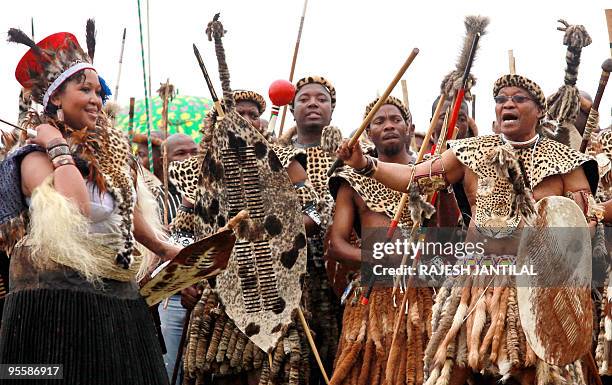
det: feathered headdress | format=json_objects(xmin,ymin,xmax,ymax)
[
  {"xmin": 8, "ymin": 19, "xmax": 110, "ymax": 110},
  {"xmin": 440, "ymin": 15, "xmax": 489, "ymax": 100}
]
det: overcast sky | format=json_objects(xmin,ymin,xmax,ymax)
[{"xmin": 0, "ymin": 1, "xmax": 610, "ymax": 137}]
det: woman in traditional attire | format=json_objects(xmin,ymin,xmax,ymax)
[{"xmin": 0, "ymin": 25, "xmax": 179, "ymax": 385}]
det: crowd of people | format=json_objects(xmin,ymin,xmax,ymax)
[{"xmin": 0, "ymin": 11, "xmax": 611, "ymax": 385}]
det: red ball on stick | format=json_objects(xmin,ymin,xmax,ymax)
[{"xmin": 268, "ymin": 80, "xmax": 296, "ymax": 106}]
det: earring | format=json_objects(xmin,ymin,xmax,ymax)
[{"xmin": 57, "ymin": 107, "xmax": 64, "ymax": 122}]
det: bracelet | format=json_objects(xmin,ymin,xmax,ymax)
[
  {"xmin": 179, "ymin": 204, "xmax": 194, "ymax": 214},
  {"xmin": 303, "ymin": 202, "xmax": 322, "ymax": 226},
  {"xmin": 47, "ymin": 144, "xmax": 71, "ymax": 160},
  {"xmin": 46, "ymin": 137, "xmax": 68, "ymax": 151},
  {"xmin": 51, "ymin": 154, "xmax": 75, "ymax": 169},
  {"xmin": 354, "ymin": 155, "xmax": 378, "ymax": 177}
]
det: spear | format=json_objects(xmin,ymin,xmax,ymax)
[
  {"xmin": 113, "ymin": 28, "xmax": 127, "ymax": 102},
  {"xmin": 278, "ymin": 0, "xmax": 309, "ymax": 136},
  {"xmin": 193, "ymin": 43, "xmax": 224, "ymax": 118},
  {"xmin": 137, "ymin": 0, "xmax": 154, "ymax": 173}
]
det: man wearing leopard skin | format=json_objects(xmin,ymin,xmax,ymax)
[
  {"xmin": 337, "ymin": 74, "xmax": 599, "ymax": 385},
  {"xmin": 327, "ymin": 96, "xmax": 433, "ymax": 385},
  {"xmin": 272, "ymin": 75, "xmax": 342, "ymax": 384}
]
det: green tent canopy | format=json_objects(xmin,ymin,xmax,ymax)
[{"xmin": 115, "ymin": 95, "xmax": 212, "ymax": 143}]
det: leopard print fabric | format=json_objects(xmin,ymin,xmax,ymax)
[
  {"xmin": 493, "ymin": 74, "xmax": 546, "ymax": 111},
  {"xmin": 93, "ymin": 121, "xmax": 138, "ymax": 268},
  {"xmin": 271, "ymin": 138, "xmax": 341, "ymax": 379},
  {"xmin": 168, "ymin": 156, "xmax": 201, "ymax": 204},
  {"xmin": 330, "ymin": 167, "xmax": 414, "ymax": 228},
  {"xmin": 272, "ymin": 144, "xmax": 336, "ymax": 231},
  {"xmin": 595, "ymin": 130, "xmax": 612, "ymax": 202},
  {"xmin": 22, "ymin": 112, "xmax": 138, "ymax": 269},
  {"xmin": 448, "ymin": 134, "xmax": 598, "ymax": 230}
]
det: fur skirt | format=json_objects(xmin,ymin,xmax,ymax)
[
  {"xmin": 424, "ymin": 274, "xmax": 587, "ymax": 385},
  {"xmin": 330, "ymin": 285, "xmax": 433, "ymax": 385}
]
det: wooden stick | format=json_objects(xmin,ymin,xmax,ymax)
[
  {"xmin": 508, "ymin": 49, "xmax": 516, "ymax": 75},
  {"xmin": 160, "ymin": 79, "xmax": 171, "ymax": 225},
  {"xmin": 278, "ymin": 0, "xmax": 309, "ymax": 136},
  {"xmin": 471, "ymin": 94, "xmax": 476, "ymax": 121},
  {"xmin": 606, "ymin": 9, "xmax": 612, "ymax": 57},
  {"xmin": 401, "ymin": 79, "xmax": 417, "ymax": 154},
  {"xmin": 128, "ymin": 97, "xmax": 136, "ymax": 146},
  {"xmin": 114, "ymin": 28, "xmax": 127, "ymax": 102},
  {"xmin": 297, "ymin": 307, "xmax": 330, "ymax": 385},
  {"xmin": 171, "ymin": 308, "xmax": 192, "ymax": 385},
  {"xmin": 579, "ymin": 59, "xmax": 612, "ymax": 152},
  {"xmin": 401, "ymin": 79, "xmax": 410, "ymax": 109},
  {"xmin": 193, "ymin": 44, "xmax": 225, "ymax": 118},
  {"xmin": 327, "ymin": 48, "xmax": 420, "ymax": 176}
]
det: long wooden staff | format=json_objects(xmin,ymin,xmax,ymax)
[
  {"xmin": 471, "ymin": 94, "xmax": 476, "ymax": 121},
  {"xmin": 278, "ymin": 0, "xmax": 309, "ymax": 136},
  {"xmin": 170, "ymin": 308, "xmax": 192, "ymax": 385},
  {"xmin": 159, "ymin": 79, "xmax": 172, "ymax": 225},
  {"xmin": 579, "ymin": 59, "xmax": 612, "ymax": 153},
  {"xmin": 606, "ymin": 9, "xmax": 612, "ymax": 57},
  {"xmin": 383, "ymin": 34, "xmax": 480, "ymax": 385},
  {"xmin": 327, "ymin": 48, "xmax": 420, "ymax": 176},
  {"xmin": 0, "ymin": 118, "xmax": 36, "ymax": 138},
  {"xmin": 113, "ymin": 28, "xmax": 127, "ymax": 102},
  {"xmin": 297, "ymin": 307, "xmax": 330, "ymax": 385},
  {"xmin": 193, "ymin": 44, "xmax": 225, "ymax": 118},
  {"xmin": 128, "ymin": 97, "xmax": 136, "ymax": 146},
  {"xmin": 508, "ymin": 49, "xmax": 516, "ymax": 75}
]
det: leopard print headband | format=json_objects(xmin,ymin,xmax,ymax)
[
  {"xmin": 363, "ymin": 95, "xmax": 411, "ymax": 123},
  {"xmin": 233, "ymin": 90, "xmax": 267, "ymax": 115},
  {"xmin": 493, "ymin": 74, "xmax": 546, "ymax": 111},
  {"xmin": 291, "ymin": 75, "xmax": 336, "ymax": 112}
]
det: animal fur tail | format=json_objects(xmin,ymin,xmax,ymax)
[
  {"xmin": 206, "ymin": 13, "xmax": 234, "ymax": 110},
  {"xmin": 486, "ymin": 145, "xmax": 536, "ymax": 224},
  {"xmin": 440, "ymin": 15, "xmax": 489, "ymax": 100}
]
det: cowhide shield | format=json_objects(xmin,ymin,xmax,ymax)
[
  {"xmin": 194, "ymin": 110, "xmax": 307, "ymax": 353},
  {"xmin": 516, "ymin": 196, "xmax": 592, "ymax": 366},
  {"xmin": 140, "ymin": 228, "xmax": 235, "ymax": 306}
]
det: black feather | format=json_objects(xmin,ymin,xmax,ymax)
[
  {"xmin": 86, "ymin": 19, "xmax": 96, "ymax": 62},
  {"xmin": 7, "ymin": 28, "xmax": 40, "ymax": 54}
]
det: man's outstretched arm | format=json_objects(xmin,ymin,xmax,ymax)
[{"xmin": 336, "ymin": 140, "xmax": 465, "ymax": 193}]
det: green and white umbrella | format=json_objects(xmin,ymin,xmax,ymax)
[{"xmin": 115, "ymin": 95, "xmax": 212, "ymax": 143}]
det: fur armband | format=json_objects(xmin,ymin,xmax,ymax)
[{"xmin": 411, "ymin": 155, "xmax": 449, "ymax": 194}]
